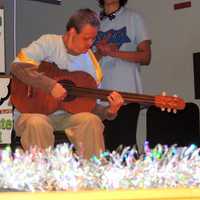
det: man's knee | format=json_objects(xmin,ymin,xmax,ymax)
[
  {"xmin": 25, "ymin": 115, "xmax": 49, "ymax": 127},
  {"xmin": 83, "ymin": 113, "xmax": 104, "ymax": 130}
]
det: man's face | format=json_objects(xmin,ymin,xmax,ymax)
[{"xmin": 70, "ymin": 24, "xmax": 98, "ymax": 55}]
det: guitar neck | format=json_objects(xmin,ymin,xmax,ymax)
[{"xmin": 68, "ymin": 85, "xmax": 155, "ymax": 105}]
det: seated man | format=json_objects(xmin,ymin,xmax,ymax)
[{"xmin": 10, "ymin": 8, "xmax": 124, "ymax": 159}]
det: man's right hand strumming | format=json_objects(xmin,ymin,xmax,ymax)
[{"xmin": 51, "ymin": 83, "xmax": 67, "ymax": 101}]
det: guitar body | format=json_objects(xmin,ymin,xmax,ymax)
[{"xmin": 10, "ymin": 62, "xmax": 97, "ymax": 114}]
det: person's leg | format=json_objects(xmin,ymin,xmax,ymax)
[
  {"xmin": 51, "ymin": 112, "xmax": 105, "ymax": 159},
  {"xmin": 103, "ymin": 103, "xmax": 140, "ymax": 151},
  {"xmin": 14, "ymin": 113, "xmax": 55, "ymax": 150}
]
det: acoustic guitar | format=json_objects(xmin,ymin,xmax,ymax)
[{"xmin": 10, "ymin": 62, "xmax": 185, "ymax": 115}]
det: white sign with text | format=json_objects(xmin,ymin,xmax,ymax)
[{"xmin": 0, "ymin": 77, "xmax": 12, "ymax": 144}]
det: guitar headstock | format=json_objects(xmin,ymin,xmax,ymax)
[{"xmin": 155, "ymin": 92, "xmax": 186, "ymax": 113}]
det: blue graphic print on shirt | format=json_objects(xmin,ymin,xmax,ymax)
[{"xmin": 94, "ymin": 27, "xmax": 131, "ymax": 48}]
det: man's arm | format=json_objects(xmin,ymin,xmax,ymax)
[
  {"xmin": 11, "ymin": 62, "xmax": 56, "ymax": 93},
  {"xmin": 11, "ymin": 62, "xmax": 67, "ymax": 100}
]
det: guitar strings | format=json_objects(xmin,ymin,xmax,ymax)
[{"xmin": 64, "ymin": 84, "xmax": 155, "ymax": 104}]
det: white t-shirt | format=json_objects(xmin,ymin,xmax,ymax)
[{"xmin": 96, "ymin": 7, "xmax": 150, "ymax": 94}]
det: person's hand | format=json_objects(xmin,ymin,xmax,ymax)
[
  {"xmin": 96, "ymin": 37, "xmax": 109, "ymax": 56},
  {"xmin": 96, "ymin": 42, "xmax": 119, "ymax": 57},
  {"xmin": 51, "ymin": 83, "xmax": 67, "ymax": 101},
  {"xmin": 106, "ymin": 43, "xmax": 119, "ymax": 57},
  {"xmin": 107, "ymin": 91, "xmax": 124, "ymax": 116},
  {"xmin": 95, "ymin": 33, "xmax": 119, "ymax": 57}
]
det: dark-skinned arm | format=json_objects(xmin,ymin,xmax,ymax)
[{"xmin": 95, "ymin": 40, "xmax": 151, "ymax": 65}]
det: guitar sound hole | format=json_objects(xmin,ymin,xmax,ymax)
[{"xmin": 58, "ymin": 80, "xmax": 76, "ymax": 102}]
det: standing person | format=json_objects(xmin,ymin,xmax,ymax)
[
  {"xmin": 11, "ymin": 8, "xmax": 124, "ymax": 159},
  {"xmin": 94, "ymin": 0, "xmax": 152, "ymax": 151}
]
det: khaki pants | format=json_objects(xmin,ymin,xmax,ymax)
[{"xmin": 14, "ymin": 112, "xmax": 105, "ymax": 159}]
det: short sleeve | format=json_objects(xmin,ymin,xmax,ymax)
[
  {"xmin": 13, "ymin": 34, "xmax": 52, "ymax": 65},
  {"xmin": 134, "ymin": 13, "xmax": 150, "ymax": 44}
]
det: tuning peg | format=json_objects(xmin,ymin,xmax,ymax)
[
  {"xmin": 162, "ymin": 91, "xmax": 166, "ymax": 96},
  {"xmin": 173, "ymin": 109, "xmax": 177, "ymax": 114},
  {"xmin": 161, "ymin": 107, "xmax": 165, "ymax": 111},
  {"xmin": 167, "ymin": 108, "xmax": 171, "ymax": 112}
]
